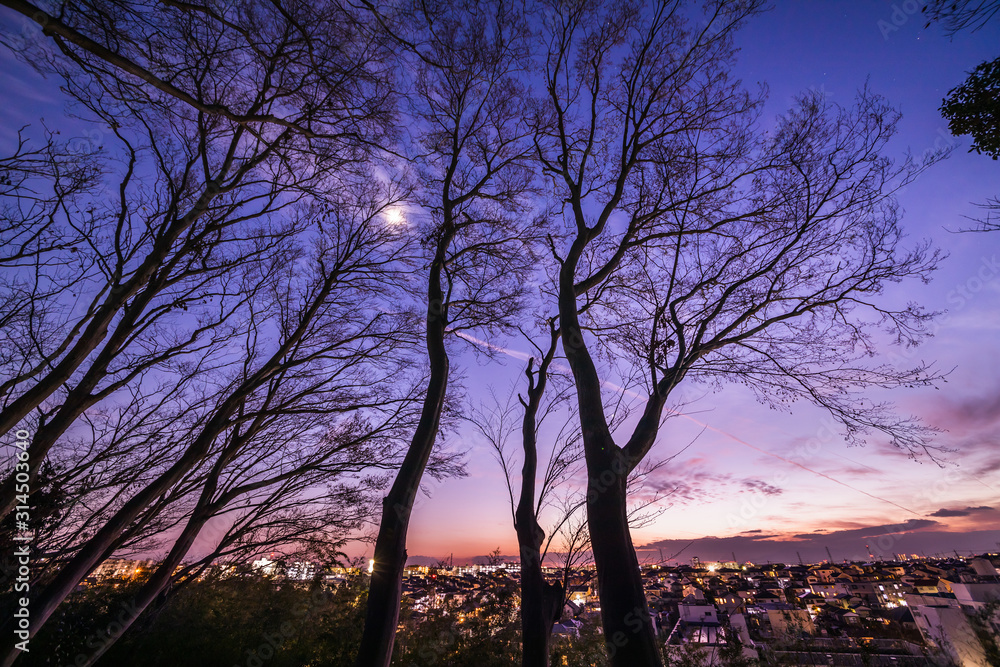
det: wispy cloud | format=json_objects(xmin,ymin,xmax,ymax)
[
  {"xmin": 929, "ymin": 505, "xmax": 993, "ymax": 518},
  {"xmin": 641, "ymin": 468, "xmax": 784, "ymax": 507}
]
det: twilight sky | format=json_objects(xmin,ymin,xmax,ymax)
[
  {"xmin": 400, "ymin": 1, "xmax": 1000, "ymax": 565},
  {"xmin": 2, "ymin": 2, "xmax": 999, "ymax": 566}
]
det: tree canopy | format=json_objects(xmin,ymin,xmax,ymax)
[{"xmin": 941, "ymin": 56, "xmax": 1000, "ymax": 160}]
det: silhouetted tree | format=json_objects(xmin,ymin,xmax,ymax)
[
  {"xmin": 475, "ymin": 325, "xmax": 571, "ymax": 667},
  {"xmin": 940, "ymin": 56, "xmax": 1000, "ymax": 230},
  {"xmin": 533, "ymin": 1, "xmax": 945, "ymax": 665},
  {"xmin": 0, "ymin": 167, "xmax": 426, "ymax": 665},
  {"xmin": 69, "ymin": 189, "xmax": 434, "ymax": 666},
  {"xmin": 0, "ymin": 2, "xmax": 417, "ymax": 664},
  {"xmin": 923, "ymin": 0, "xmax": 1000, "ymax": 231},
  {"xmin": 475, "ymin": 323, "xmax": 673, "ymax": 667},
  {"xmin": 923, "ymin": 0, "xmax": 1000, "ymax": 34},
  {"xmin": 942, "ymin": 57, "xmax": 1000, "ymax": 161},
  {"xmin": 354, "ymin": 1, "xmax": 544, "ymax": 665},
  {"xmin": 0, "ymin": 0, "xmax": 398, "ymax": 519}
]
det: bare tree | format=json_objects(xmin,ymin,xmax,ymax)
[
  {"xmin": 533, "ymin": 1, "xmax": 944, "ymax": 664},
  {"xmin": 353, "ymin": 2, "xmax": 545, "ymax": 665},
  {"xmin": 473, "ymin": 325, "xmax": 573, "ymax": 667},
  {"xmin": 474, "ymin": 323, "xmax": 675, "ymax": 667},
  {"xmin": 0, "ymin": 0, "xmax": 398, "ymax": 519},
  {"xmin": 0, "ymin": 164, "xmax": 426, "ymax": 665},
  {"xmin": 0, "ymin": 4, "xmax": 415, "ymax": 663},
  {"xmin": 0, "ymin": 0, "xmax": 389, "ymax": 138},
  {"xmin": 923, "ymin": 0, "xmax": 1000, "ymax": 34}
]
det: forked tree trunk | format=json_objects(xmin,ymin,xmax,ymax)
[
  {"xmin": 514, "ymin": 337, "xmax": 563, "ymax": 667},
  {"xmin": 516, "ymin": 513, "xmax": 563, "ymax": 667},
  {"xmin": 557, "ymin": 242, "xmax": 663, "ymax": 667}
]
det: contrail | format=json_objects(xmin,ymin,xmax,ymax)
[
  {"xmin": 684, "ymin": 420, "xmax": 922, "ymax": 517},
  {"xmin": 455, "ymin": 330, "xmax": 923, "ymax": 517}
]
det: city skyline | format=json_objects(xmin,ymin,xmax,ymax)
[{"xmin": 3, "ymin": 1, "xmax": 1000, "ymax": 664}]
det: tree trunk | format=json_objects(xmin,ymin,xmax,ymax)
[
  {"xmin": 516, "ymin": 515, "xmax": 563, "ymax": 667},
  {"xmin": 586, "ymin": 447, "xmax": 662, "ymax": 667},
  {"xmin": 354, "ymin": 245, "xmax": 450, "ymax": 667}
]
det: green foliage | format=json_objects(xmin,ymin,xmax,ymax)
[
  {"xmin": 941, "ymin": 56, "xmax": 1000, "ymax": 159},
  {"xmin": 24, "ymin": 577, "xmax": 152, "ymax": 666},
  {"xmin": 25, "ymin": 574, "xmax": 368, "ymax": 667}
]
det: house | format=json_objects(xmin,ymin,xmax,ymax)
[
  {"xmin": 682, "ymin": 584, "xmax": 707, "ymax": 600},
  {"xmin": 810, "ymin": 582, "xmax": 838, "ymax": 599},
  {"xmin": 754, "ymin": 591, "xmax": 783, "ymax": 605},
  {"xmin": 823, "ymin": 605, "xmax": 861, "ymax": 626},
  {"xmin": 679, "ymin": 602, "xmax": 720, "ymax": 626},
  {"xmin": 811, "ymin": 566, "xmax": 839, "ymax": 583},
  {"xmin": 552, "ymin": 619, "xmax": 582, "ymax": 638},
  {"xmin": 798, "ymin": 592, "xmax": 826, "ymax": 614},
  {"xmin": 714, "ymin": 592, "xmax": 746, "ymax": 614},
  {"xmin": 904, "ymin": 577, "xmax": 941, "ymax": 594},
  {"xmin": 562, "ymin": 599, "xmax": 583, "ymax": 619}
]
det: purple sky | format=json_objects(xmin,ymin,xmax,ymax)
[
  {"xmin": 2, "ymin": 2, "xmax": 999, "ymax": 566},
  {"xmin": 400, "ymin": 2, "xmax": 1000, "ymax": 565}
]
